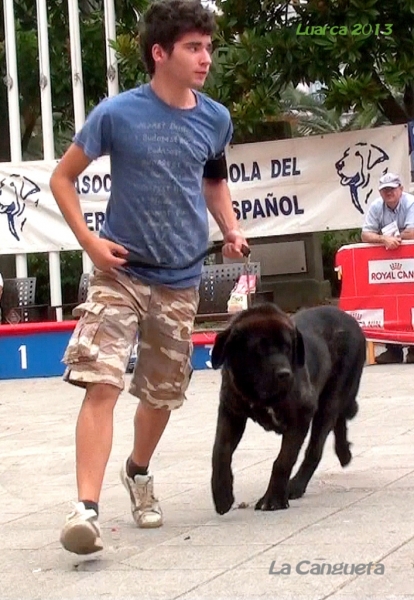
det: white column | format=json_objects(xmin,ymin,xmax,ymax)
[
  {"xmin": 48, "ymin": 252, "xmax": 63, "ymax": 321},
  {"xmin": 3, "ymin": 0, "xmax": 22, "ymax": 161},
  {"xmin": 37, "ymin": 0, "xmax": 63, "ymax": 320},
  {"xmin": 68, "ymin": 0, "xmax": 85, "ymax": 131},
  {"xmin": 82, "ymin": 252, "xmax": 94, "ymax": 274},
  {"xmin": 4, "ymin": 0, "xmax": 28, "ymax": 276},
  {"xmin": 104, "ymin": 0, "xmax": 119, "ymax": 97},
  {"xmin": 68, "ymin": 0, "xmax": 91, "ymax": 272},
  {"xmin": 36, "ymin": 0, "xmax": 55, "ymax": 159}
]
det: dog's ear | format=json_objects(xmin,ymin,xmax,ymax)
[
  {"xmin": 211, "ymin": 328, "xmax": 232, "ymax": 369},
  {"xmin": 366, "ymin": 144, "xmax": 388, "ymax": 170},
  {"xmin": 293, "ymin": 328, "xmax": 305, "ymax": 368}
]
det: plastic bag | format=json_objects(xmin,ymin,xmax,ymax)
[{"xmin": 227, "ymin": 273, "xmax": 257, "ymax": 313}]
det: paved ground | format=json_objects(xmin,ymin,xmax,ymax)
[{"xmin": 1, "ymin": 352, "xmax": 414, "ymax": 600}]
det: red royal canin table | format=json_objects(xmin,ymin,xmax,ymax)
[{"xmin": 335, "ymin": 241, "xmax": 414, "ymax": 349}]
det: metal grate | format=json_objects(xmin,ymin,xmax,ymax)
[
  {"xmin": 197, "ymin": 262, "xmax": 261, "ymax": 315},
  {"xmin": 1, "ymin": 278, "xmax": 37, "ymax": 323},
  {"xmin": 78, "ymin": 273, "xmax": 90, "ymax": 304}
]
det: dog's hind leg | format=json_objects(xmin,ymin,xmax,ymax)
[
  {"xmin": 288, "ymin": 407, "xmax": 336, "ymax": 500},
  {"xmin": 333, "ymin": 349, "xmax": 363, "ymax": 468},
  {"xmin": 333, "ymin": 386, "xmax": 360, "ymax": 467},
  {"xmin": 334, "ymin": 416, "xmax": 352, "ymax": 467},
  {"xmin": 289, "ymin": 356, "xmax": 363, "ymax": 499}
]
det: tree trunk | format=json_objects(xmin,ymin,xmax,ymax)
[
  {"xmin": 371, "ymin": 72, "xmax": 408, "ymax": 124},
  {"xmin": 0, "ymin": 87, "xmax": 11, "ymax": 161},
  {"xmin": 403, "ymin": 82, "xmax": 414, "ymax": 120},
  {"xmin": 378, "ymin": 95, "xmax": 410, "ymax": 124},
  {"xmin": 21, "ymin": 108, "xmax": 38, "ymax": 154},
  {"xmin": 0, "ymin": 256, "xmax": 17, "ymax": 279}
]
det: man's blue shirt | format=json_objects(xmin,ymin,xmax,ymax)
[{"xmin": 362, "ymin": 192, "xmax": 414, "ymax": 233}]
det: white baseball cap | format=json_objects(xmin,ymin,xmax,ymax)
[{"xmin": 378, "ymin": 172, "xmax": 402, "ymax": 190}]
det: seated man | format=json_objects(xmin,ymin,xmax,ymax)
[{"xmin": 361, "ymin": 172, "xmax": 414, "ymax": 364}]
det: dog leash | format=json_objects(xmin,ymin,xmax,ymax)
[
  {"xmin": 243, "ymin": 248, "xmax": 253, "ymax": 309},
  {"xmin": 125, "ymin": 242, "xmax": 250, "ymax": 270}
]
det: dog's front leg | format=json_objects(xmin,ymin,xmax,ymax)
[
  {"xmin": 212, "ymin": 402, "xmax": 247, "ymax": 515},
  {"xmin": 255, "ymin": 425, "xmax": 309, "ymax": 511}
]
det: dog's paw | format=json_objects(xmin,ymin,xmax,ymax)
[
  {"xmin": 214, "ymin": 492, "xmax": 234, "ymax": 515},
  {"xmin": 213, "ymin": 487, "xmax": 234, "ymax": 515},
  {"xmin": 336, "ymin": 442, "xmax": 352, "ymax": 467},
  {"xmin": 287, "ymin": 478, "xmax": 306, "ymax": 500},
  {"xmin": 255, "ymin": 494, "xmax": 289, "ymax": 511}
]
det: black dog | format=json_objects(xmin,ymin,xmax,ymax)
[{"xmin": 210, "ymin": 303, "xmax": 366, "ymax": 515}]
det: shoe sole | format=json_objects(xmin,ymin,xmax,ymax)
[
  {"xmin": 137, "ymin": 515, "xmax": 163, "ymax": 529},
  {"xmin": 60, "ymin": 522, "xmax": 103, "ymax": 555}
]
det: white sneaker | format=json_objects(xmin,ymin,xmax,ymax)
[
  {"xmin": 120, "ymin": 460, "xmax": 163, "ymax": 528},
  {"xmin": 60, "ymin": 502, "xmax": 103, "ymax": 555}
]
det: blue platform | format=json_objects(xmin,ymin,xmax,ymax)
[{"xmin": 0, "ymin": 322, "xmax": 217, "ymax": 380}]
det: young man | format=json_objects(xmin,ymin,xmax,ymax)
[
  {"xmin": 50, "ymin": 0, "xmax": 248, "ymax": 555},
  {"xmin": 361, "ymin": 172, "xmax": 414, "ymax": 364}
]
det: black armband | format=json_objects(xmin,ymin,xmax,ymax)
[{"xmin": 203, "ymin": 153, "xmax": 228, "ymax": 180}]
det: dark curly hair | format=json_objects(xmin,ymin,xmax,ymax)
[{"xmin": 140, "ymin": 0, "xmax": 216, "ymax": 76}]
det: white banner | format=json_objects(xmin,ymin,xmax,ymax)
[{"xmin": 0, "ymin": 124, "xmax": 410, "ymax": 253}]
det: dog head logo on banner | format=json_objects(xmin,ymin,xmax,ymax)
[
  {"xmin": 335, "ymin": 142, "xmax": 389, "ymax": 215},
  {"xmin": 0, "ymin": 175, "xmax": 41, "ymax": 241}
]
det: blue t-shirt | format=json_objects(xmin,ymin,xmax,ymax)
[{"xmin": 74, "ymin": 84, "xmax": 233, "ymax": 288}]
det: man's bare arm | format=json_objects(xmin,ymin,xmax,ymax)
[
  {"xmin": 203, "ymin": 178, "xmax": 247, "ymax": 258},
  {"xmin": 400, "ymin": 228, "xmax": 414, "ymax": 240},
  {"xmin": 361, "ymin": 230, "xmax": 400, "ymax": 249},
  {"xmin": 50, "ymin": 144, "xmax": 96, "ymax": 247},
  {"xmin": 361, "ymin": 231, "xmax": 384, "ymax": 244},
  {"xmin": 50, "ymin": 144, "xmax": 127, "ymax": 270}
]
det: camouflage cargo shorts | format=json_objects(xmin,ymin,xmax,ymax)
[{"xmin": 62, "ymin": 268, "xmax": 199, "ymax": 410}]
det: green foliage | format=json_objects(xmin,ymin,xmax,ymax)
[
  {"xmin": 203, "ymin": 32, "xmax": 286, "ymax": 141},
  {"xmin": 110, "ymin": 33, "xmax": 149, "ymax": 90},
  {"xmin": 279, "ymin": 84, "xmax": 390, "ymax": 136},
  {"xmin": 0, "ymin": 0, "xmax": 147, "ymax": 160},
  {"xmin": 3, "ymin": 0, "xmax": 412, "ymax": 156},
  {"xmin": 28, "ymin": 251, "xmax": 83, "ymax": 310},
  {"xmin": 215, "ymin": 0, "xmax": 414, "ymax": 125},
  {"xmin": 319, "ymin": 229, "xmax": 361, "ymax": 296}
]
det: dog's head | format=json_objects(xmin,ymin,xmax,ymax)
[
  {"xmin": 334, "ymin": 143, "xmax": 389, "ymax": 214},
  {"xmin": 211, "ymin": 304, "xmax": 305, "ymax": 404},
  {"xmin": 335, "ymin": 143, "xmax": 388, "ymax": 189}
]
